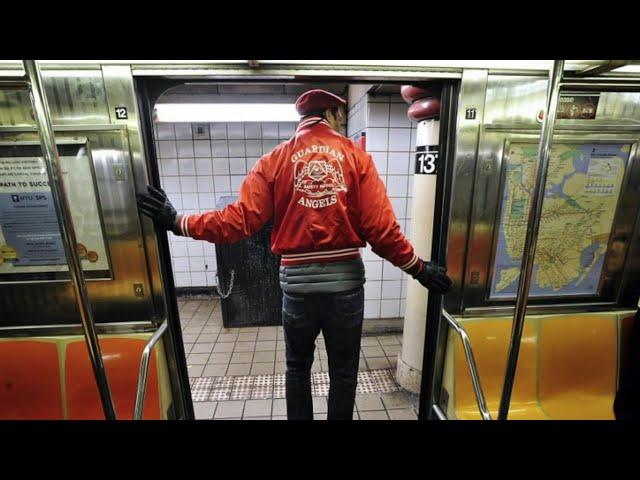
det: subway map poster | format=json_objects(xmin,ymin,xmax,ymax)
[{"xmin": 490, "ymin": 142, "xmax": 630, "ymax": 298}]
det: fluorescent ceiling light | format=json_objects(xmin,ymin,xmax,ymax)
[{"xmin": 154, "ymin": 103, "xmax": 300, "ymax": 123}]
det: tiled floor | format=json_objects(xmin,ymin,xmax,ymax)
[{"xmin": 179, "ymin": 297, "xmax": 418, "ymax": 420}]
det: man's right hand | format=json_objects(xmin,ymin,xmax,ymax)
[
  {"xmin": 137, "ymin": 185, "xmax": 179, "ymax": 234},
  {"xmin": 412, "ymin": 259, "xmax": 453, "ymax": 294}
]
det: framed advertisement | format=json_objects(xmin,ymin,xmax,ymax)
[{"xmin": 0, "ymin": 139, "xmax": 112, "ymax": 281}]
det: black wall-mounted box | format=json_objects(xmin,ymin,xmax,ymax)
[{"xmin": 214, "ymin": 196, "xmax": 283, "ymax": 328}]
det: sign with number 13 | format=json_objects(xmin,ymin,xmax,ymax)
[{"xmin": 415, "ymin": 146, "xmax": 439, "ymax": 175}]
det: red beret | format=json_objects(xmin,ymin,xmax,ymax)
[{"xmin": 295, "ymin": 89, "xmax": 346, "ymax": 116}]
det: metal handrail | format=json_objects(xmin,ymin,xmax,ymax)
[
  {"xmin": 497, "ymin": 60, "xmax": 564, "ymax": 420},
  {"xmin": 442, "ymin": 308, "xmax": 491, "ymax": 420},
  {"xmin": 134, "ymin": 321, "xmax": 168, "ymax": 420},
  {"xmin": 432, "ymin": 404, "xmax": 447, "ymax": 420},
  {"xmin": 442, "ymin": 309, "xmax": 492, "ymax": 420},
  {"xmin": 23, "ymin": 60, "xmax": 117, "ymax": 419}
]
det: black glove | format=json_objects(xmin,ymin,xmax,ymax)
[
  {"xmin": 137, "ymin": 185, "xmax": 179, "ymax": 233},
  {"xmin": 412, "ymin": 260, "xmax": 452, "ymax": 294}
]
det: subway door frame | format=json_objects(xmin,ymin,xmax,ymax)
[
  {"xmin": 417, "ymin": 81, "xmax": 460, "ymax": 420},
  {"xmin": 135, "ymin": 77, "xmax": 195, "ymax": 420}
]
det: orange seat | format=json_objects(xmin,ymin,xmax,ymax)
[
  {"xmin": 65, "ymin": 338, "xmax": 161, "ymax": 420},
  {"xmin": 539, "ymin": 314, "xmax": 617, "ymax": 420},
  {"xmin": 0, "ymin": 341, "xmax": 64, "ymax": 419},
  {"xmin": 454, "ymin": 318, "xmax": 547, "ymax": 420}
]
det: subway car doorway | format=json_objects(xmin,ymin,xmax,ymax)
[{"xmin": 136, "ymin": 78, "xmax": 457, "ymax": 420}]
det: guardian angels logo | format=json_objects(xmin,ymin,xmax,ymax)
[{"xmin": 292, "ymin": 146, "xmax": 347, "ymax": 209}]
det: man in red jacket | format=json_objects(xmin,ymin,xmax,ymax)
[{"xmin": 138, "ymin": 89, "xmax": 452, "ymax": 420}]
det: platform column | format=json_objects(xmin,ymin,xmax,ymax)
[{"xmin": 397, "ymin": 118, "xmax": 439, "ymax": 393}]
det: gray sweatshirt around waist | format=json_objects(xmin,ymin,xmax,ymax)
[{"xmin": 279, "ymin": 258, "xmax": 365, "ymax": 294}]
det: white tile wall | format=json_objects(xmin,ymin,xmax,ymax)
[
  {"xmin": 367, "ymin": 128, "xmax": 389, "ymax": 151},
  {"xmin": 154, "ymin": 121, "xmax": 297, "ymax": 288},
  {"xmin": 357, "ymin": 93, "xmax": 418, "ymax": 319}
]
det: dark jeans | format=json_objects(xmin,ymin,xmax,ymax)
[{"xmin": 282, "ymin": 287, "xmax": 364, "ymax": 420}]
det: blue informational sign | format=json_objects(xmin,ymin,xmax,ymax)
[{"xmin": 0, "ymin": 191, "xmax": 66, "ymax": 266}]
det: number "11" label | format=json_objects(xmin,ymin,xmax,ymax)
[{"xmin": 415, "ymin": 146, "xmax": 439, "ymax": 175}]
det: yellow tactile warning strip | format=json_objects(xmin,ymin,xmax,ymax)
[{"xmin": 189, "ymin": 369, "xmax": 401, "ymax": 402}]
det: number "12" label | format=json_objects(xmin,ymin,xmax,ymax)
[{"xmin": 415, "ymin": 146, "xmax": 439, "ymax": 175}]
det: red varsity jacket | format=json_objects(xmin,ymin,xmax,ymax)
[{"xmin": 175, "ymin": 116, "xmax": 421, "ymax": 274}]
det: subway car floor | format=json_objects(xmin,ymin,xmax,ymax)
[{"xmin": 179, "ymin": 298, "xmax": 418, "ymax": 420}]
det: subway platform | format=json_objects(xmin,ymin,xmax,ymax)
[{"xmin": 179, "ymin": 297, "xmax": 419, "ymax": 420}]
